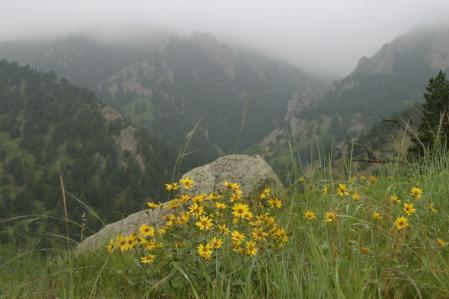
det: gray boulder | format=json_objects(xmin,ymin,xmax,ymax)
[
  {"xmin": 76, "ymin": 154, "xmax": 282, "ymax": 253},
  {"xmin": 75, "ymin": 205, "xmax": 171, "ymax": 254},
  {"xmin": 180, "ymin": 154, "xmax": 283, "ymax": 196}
]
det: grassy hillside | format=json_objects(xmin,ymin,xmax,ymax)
[{"xmin": 2, "ymin": 149, "xmax": 449, "ymax": 298}]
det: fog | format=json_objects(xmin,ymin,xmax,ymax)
[{"xmin": 1, "ymin": 0, "xmax": 449, "ymax": 77}]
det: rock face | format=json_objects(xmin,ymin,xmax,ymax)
[
  {"xmin": 353, "ymin": 27, "xmax": 449, "ymax": 76},
  {"xmin": 76, "ymin": 154, "xmax": 282, "ymax": 253}
]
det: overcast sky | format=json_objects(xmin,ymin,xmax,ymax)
[{"xmin": 1, "ymin": 0, "xmax": 449, "ymax": 77}]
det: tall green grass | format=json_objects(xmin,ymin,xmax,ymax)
[{"xmin": 2, "ymin": 147, "xmax": 449, "ymax": 298}]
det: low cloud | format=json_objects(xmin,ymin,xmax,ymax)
[{"xmin": 1, "ymin": 0, "xmax": 449, "ymax": 76}]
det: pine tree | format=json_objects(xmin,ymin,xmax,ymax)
[{"xmin": 409, "ymin": 71, "xmax": 449, "ymax": 156}]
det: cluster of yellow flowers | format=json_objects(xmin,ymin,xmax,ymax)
[
  {"xmin": 302, "ymin": 176, "xmax": 447, "ymax": 248},
  {"xmin": 107, "ymin": 178, "xmax": 289, "ymax": 264}
]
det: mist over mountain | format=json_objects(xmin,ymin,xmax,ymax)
[
  {"xmin": 2, "ymin": 24, "xmax": 449, "ymax": 177},
  {"xmin": 0, "ymin": 31, "xmax": 321, "ymax": 167},
  {"xmin": 258, "ymin": 26, "xmax": 449, "ymax": 171}
]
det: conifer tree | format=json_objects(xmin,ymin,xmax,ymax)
[{"xmin": 409, "ymin": 71, "xmax": 449, "ymax": 156}]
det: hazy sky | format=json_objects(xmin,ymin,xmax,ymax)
[{"xmin": 2, "ymin": 0, "xmax": 449, "ymax": 76}]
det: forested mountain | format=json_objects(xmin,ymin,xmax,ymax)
[
  {"xmin": 0, "ymin": 31, "xmax": 320, "ymax": 167},
  {"xmin": 3, "ymin": 27, "xmax": 446, "ymax": 178},
  {"xmin": 259, "ymin": 27, "xmax": 449, "ymax": 169},
  {"xmin": 0, "ymin": 60, "xmax": 174, "ymax": 242}
]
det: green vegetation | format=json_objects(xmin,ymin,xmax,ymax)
[
  {"xmin": 0, "ymin": 60, "xmax": 175, "ymax": 244},
  {"xmin": 98, "ymin": 36, "xmax": 316, "ymax": 167},
  {"xmin": 2, "ymin": 148, "xmax": 449, "ymax": 298},
  {"xmin": 264, "ymin": 31, "xmax": 449, "ymax": 169},
  {"xmin": 2, "ymin": 29, "xmax": 449, "ymax": 298},
  {"xmin": 409, "ymin": 71, "xmax": 449, "ymax": 156},
  {"xmin": 0, "ymin": 33, "xmax": 319, "ymax": 167}
]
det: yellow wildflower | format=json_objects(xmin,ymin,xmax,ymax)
[
  {"xmin": 245, "ymin": 240, "xmax": 258, "ymax": 256},
  {"xmin": 117, "ymin": 235, "xmax": 129, "ymax": 252},
  {"xmin": 232, "ymin": 203, "xmax": 251, "ymax": 219},
  {"xmin": 208, "ymin": 237, "xmax": 223, "ymax": 249},
  {"xmin": 249, "ymin": 218, "xmax": 262, "ymax": 227},
  {"xmin": 180, "ymin": 177, "xmax": 194, "ymax": 189},
  {"xmin": 394, "ymin": 216, "xmax": 409, "ymax": 230},
  {"xmin": 324, "ymin": 211, "xmax": 337, "ymax": 222},
  {"xmin": 261, "ymin": 214, "xmax": 276, "ymax": 226},
  {"xmin": 147, "ymin": 202, "xmax": 159, "ymax": 209},
  {"xmin": 428, "ymin": 203, "xmax": 438, "ymax": 213},
  {"xmin": 195, "ymin": 215, "xmax": 214, "ymax": 230},
  {"xmin": 336, "ymin": 184, "xmax": 349, "ymax": 197},
  {"xmin": 215, "ymin": 202, "xmax": 227, "ymax": 209},
  {"xmin": 124, "ymin": 235, "xmax": 136, "ymax": 251},
  {"xmin": 304, "ymin": 210, "xmax": 317, "ymax": 221},
  {"xmin": 437, "ymin": 239, "xmax": 447, "ymax": 247},
  {"xmin": 390, "ymin": 194, "xmax": 400, "ymax": 205},
  {"xmin": 144, "ymin": 240, "xmax": 159, "ymax": 251},
  {"xmin": 176, "ymin": 212, "xmax": 190, "ymax": 225},
  {"xmin": 207, "ymin": 193, "xmax": 221, "ymax": 201},
  {"xmin": 188, "ymin": 203, "xmax": 204, "ymax": 218},
  {"xmin": 139, "ymin": 224, "xmax": 156, "ymax": 237},
  {"xmin": 167, "ymin": 199, "xmax": 182, "ymax": 210},
  {"xmin": 352, "ymin": 192, "xmax": 362, "ymax": 201},
  {"xmin": 157, "ymin": 227, "xmax": 167, "ymax": 236},
  {"xmin": 272, "ymin": 227, "xmax": 289, "ymax": 245},
  {"xmin": 197, "ymin": 243, "xmax": 213, "ymax": 260},
  {"xmin": 165, "ymin": 182, "xmax": 179, "ymax": 191},
  {"xmin": 410, "ymin": 187, "xmax": 423, "ymax": 200},
  {"xmin": 373, "ymin": 211, "xmax": 382, "ymax": 221},
  {"xmin": 179, "ymin": 194, "xmax": 191, "ymax": 203},
  {"xmin": 230, "ymin": 190, "xmax": 243, "ymax": 202},
  {"xmin": 165, "ymin": 214, "xmax": 177, "ymax": 227},
  {"xmin": 140, "ymin": 254, "xmax": 156, "ymax": 264},
  {"xmin": 244, "ymin": 211, "xmax": 253, "ymax": 221},
  {"xmin": 218, "ymin": 224, "xmax": 231, "ymax": 235},
  {"xmin": 268, "ymin": 197, "xmax": 282, "ymax": 209},
  {"xmin": 231, "ymin": 230, "xmax": 245, "ymax": 245},
  {"xmin": 224, "ymin": 181, "xmax": 241, "ymax": 192},
  {"xmin": 260, "ymin": 187, "xmax": 272, "ymax": 199},
  {"xmin": 107, "ymin": 238, "xmax": 115, "ymax": 253},
  {"xmin": 321, "ymin": 185, "xmax": 329, "ymax": 195},
  {"xmin": 403, "ymin": 203, "xmax": 416, "ymax": 216},
  {"xmin": 136, "ymin": 235, "xmax": 146, "ymax": 245},
  {"xmin": 232, "ymin": 245, "xmax": 245, "ymax": 254},
  {"xmin": 368, "ymin": 176, "xmax": 378, "ymax": 184},
  {"xmin": 251, "ymin": 228, "xmax": 268, "ymax": 241},
  {"xmin": 192, "ymin": 194, "xmax": 207, "ymax": 203}
]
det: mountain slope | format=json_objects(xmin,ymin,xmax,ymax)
[
  {"xmin": 0, "ymin": 31, "xmax": 170, "ymax": 88},
  {"xmin": 260, "ymin": 27, "xmax": 449, "ymax": 169},
  {"xmin": 0, "ymin": 31, "xmax": 320, "ymax": 167},
  {"xmin": 0, "ymin": 60, "xmax": 174, "ymax": 241}
]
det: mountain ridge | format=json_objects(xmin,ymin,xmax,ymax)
[
  {"xmin": 258, "ymin": 26, "xmax": 449, "ymax": 170},
  {"xmin": 0, "ymin": 31, "xmax": 321, "ymax": 168}
]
